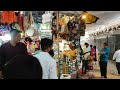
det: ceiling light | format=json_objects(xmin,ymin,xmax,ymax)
[{"xmin": 82, "ymin": 15, "xmax": 86, "ymax": 19}]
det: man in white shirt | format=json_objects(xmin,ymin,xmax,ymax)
[
  {"xmin": 113, "ymin": 49, "xmax": 120, "ymax": 75},
  {"xmin": 82, "ymin": 43, "xmax": 90, "ymax": 74},
  {"xmin": 34, "ymin": 38, "xmax": 58, "ymax": 79}
]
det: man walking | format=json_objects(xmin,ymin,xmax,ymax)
[
  {"xmin": 113, "ymin": 47, "xmax": 120, "ymax": 76},
  {"xmin": 34, "ymin": 38, "xmax": 58, "ymax": 79},
  {"xmin": 82, "ymin": 43, "xmax": 90, "ymax": 74}
]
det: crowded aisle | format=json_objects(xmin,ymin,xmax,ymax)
[{"xmin": 0, "ymin": 11, "xmax": 120, "ymax": 79}]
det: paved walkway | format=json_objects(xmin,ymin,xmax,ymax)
[{"xmin": 93, "ymin": 61, "xmax": 120, "ymax": 79}]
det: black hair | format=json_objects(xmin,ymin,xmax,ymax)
[
  {"xmin": 104, "ymin": 43, "xmax": 108, "ymax": 46},
  {"xmin": 90, "ymin": 45, "xmax": 93, "ymax": 47},
  {"xmin": 94, "ymin": 46, "xmax": 96, "ymax": 49},
  {"xmin": 85, "ymin": 42, "xmax": 89, "ymax": 46},
  {"xmin": 25, "ymin": 37, "xmax": 33, "ymax": 42},
  {"xmin": 10, "ymin": 29, "xmax": 22, "ymax": 38},
  {"xmin": 48, "ymin": 49, "xmax": 54, "ymax": 57},
  {"xmin": 41, "ymin": 38, "xmax": 53, "ymax": 51}
]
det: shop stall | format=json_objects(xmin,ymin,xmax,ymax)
[
  {"xmin": 0, "ymin": 11, "xmax": 41, "ymax": 55},
  {"xmin": 50, "ymin": 11, "xmax": 87, "ymax": 79}
]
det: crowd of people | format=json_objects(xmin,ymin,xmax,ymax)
[
  {"xmin": 81, "ymin": 41, "xmax": 120, "ymax": 79},
  {"xmin": 0, "ymin": 28, "xmax": 120, "ymax": 79},
  {"xmin": 81, "ymin": 42, "xmax": 110, "ymax": 78},
  {"xmin": 0, "ymin": 29, "xmax": 58, "ymax": 79}
]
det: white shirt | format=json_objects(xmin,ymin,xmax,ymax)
[
  {"xmin": 113, "ymin": 50, "xmax": 120, "ymax": 62},
  {"xmin": 82, "ymin": 46, "xmax": 90, "ymax": 60},
  {"xmin": 34, "ymin": 52, "xmax": 58, "ymax": 79},
  {"xmin": 96, "ymin": 49, "xmax": 99, "ymax": 57}
]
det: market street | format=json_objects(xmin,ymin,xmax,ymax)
[{"xmin": 93, "ymin": 60, "xmax": 120, "ymax": 79}]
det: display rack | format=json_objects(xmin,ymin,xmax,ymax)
[{"xmin": 52, "ymin": 11, "xmax": 85, "ymax": 79}]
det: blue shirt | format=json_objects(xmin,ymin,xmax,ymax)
[{"xmin": 100, "ymin": 48, "xmax": 110, "ymax": 62}]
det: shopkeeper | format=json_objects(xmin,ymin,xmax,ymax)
[{"xmin": 0, "ymin": 29, "xmax": 28, "ymax": 66}]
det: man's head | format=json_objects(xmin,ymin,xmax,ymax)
[
  {"xmin": 10, "ymin": 29, "xmax": 22, "ymax": 43},
  {"xmin": 84, "ymin": 43, "xmax": 89, "ymax": 48},
  {"xmin": 48, "ymin": 49, "xmax": 54, "ymax": 57},
  {"xmin": 25, "ymin": 37, "xmax": 33, "ymax": 43},
  {"xmin": 90, "ymin": 45, "xmax": 93, "ymax": 48},
  {"xmin": 103, "ymin": 43, "xmax": 108, "ymax": 48},
  {"xmin": 41, "ymin": 38, "xmax": 53, "ymax": 52},
  {"xmin": 93, "ymin": 46, "xmax": 96, "ymax": 49}
]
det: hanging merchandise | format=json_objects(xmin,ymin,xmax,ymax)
[
  {"xmin": 38, "ymin": 24, "xmax": 41, "ymax": 33},
  {"xmin": 23, "ymin": 16, "xmax": 29, "ymax": 31},
  {"xmin": 52, "ymin": 12, "xmax": 57, "ymax": 26},
  {"xmin": 28, "ymin": 11, "xmax": 34, "ymax": 26},
  {"xmin": 77, "ymin": 18, "xmax": 86, "ymax": 36},
  {"xmin": 18, "ymin": 12, "xmax": 24, "ymax": 31},
  {"xmin": 42, "ymin": 12, "xmax": 52, "ymax": 23},
  {"xmin": 6, "ymin": 24, "xmax": 12, "ymax": 31},
  {"xmin": 51, "ymin": 25, "xmax": 58, "ymax": 39},
  {"xmin": 0, "ymin": 25, "xmax": 7, "ymax": 32},
  {"xmin": 51, "ymin": 12, "xmax": 57, "ymax": 39},
  {"xmin": 40, "ymin": 23, "xmax": 52, "ymax": 39},
  {"xmin": 35, "ymin": 23, "xmax": 40, "ymax": 29},
  {"xmin": 25, "ymin": 27, "xmax": 34, "ymax": 37},
  {"xmin": 67, "ymin": 20, "xmax": 78, "ymax": 41},
  {"xmin": 1, "ymin": 11, "xmax": 17, "ymax": 24},
  {"xmin": 15, "ymin": 23, "xmax": 21, "ymax": 31}
]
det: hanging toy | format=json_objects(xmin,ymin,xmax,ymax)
[{"xmin": 15, "ymin": 23, "xmax": 21, "ymax": 31}]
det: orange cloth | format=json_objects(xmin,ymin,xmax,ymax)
[{"xmin": 1, "ymin": 11, "xmax": 17, "ymax": 24}]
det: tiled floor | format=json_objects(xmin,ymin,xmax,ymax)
[{"xmin": 93, "ymin": 61, "xmax": 120, "ymax": 79}]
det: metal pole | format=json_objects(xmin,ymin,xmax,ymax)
[
  {"xmin": 56, "ymin": 11, "xmax": 60, "ymax": 78},
  {"xmin": 56, "ymin": 11, "xmax": 60, "ymax": 62}
]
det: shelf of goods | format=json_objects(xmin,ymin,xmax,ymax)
[{"xmin": 53, "ymin": 41, "xmax": 81, "ymax": 79}]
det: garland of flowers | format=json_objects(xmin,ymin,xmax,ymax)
[
  {"xmin": 1, "ymin": 11, "xmax": 8, "ymax": 23},
  {"xmin": 1, "ymin": 11, "xmax": 17, "ymax": 24}
]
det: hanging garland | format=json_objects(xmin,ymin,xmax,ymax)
[
  {"xmin": 23, "ymin": 16, "xmax": 29, "ymax": 31},
  {"xmin": 1, "ymin": 11, "xmax": 17, "ymax": 24},
  {"xmin": 1, "ymin": 11, "xmax": 8, "ymax": 23},
  {"xmin": 109, "ymin": 28, "xmax": 112, "ymax": 31},
  {"xmin": 117, "ymin": 25, "xmax": 120, "ymax": 30},
  {"xmin": 17, "ymin": 12, "xmax": 24, "ymax": 31},
  {"xmin": 113, "ymin": 26, "xmax": 117, "ymax": 30}
]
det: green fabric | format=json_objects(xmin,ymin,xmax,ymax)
[
  {"xmin": 15, "ymin": 23, "xmax": 21, "ymax": 30},
  {"xmin": 33, "ymin": 50, "xmax": 41, "ymax": 55}
]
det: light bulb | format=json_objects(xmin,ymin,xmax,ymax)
[
  {"xmin": 4, "ymin": 34, "xmax": 11, "ymax": 40},
  {"xmin": 2, "ymin": 34, "xmax": 11, "ymax": 41},
  {"xmin": 82, "ymin": 15, "xmax": 86, "ymax": 19},
  {"xmin": 20, "ymin": 11, "xmax": 23, "ymax": 14}
]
